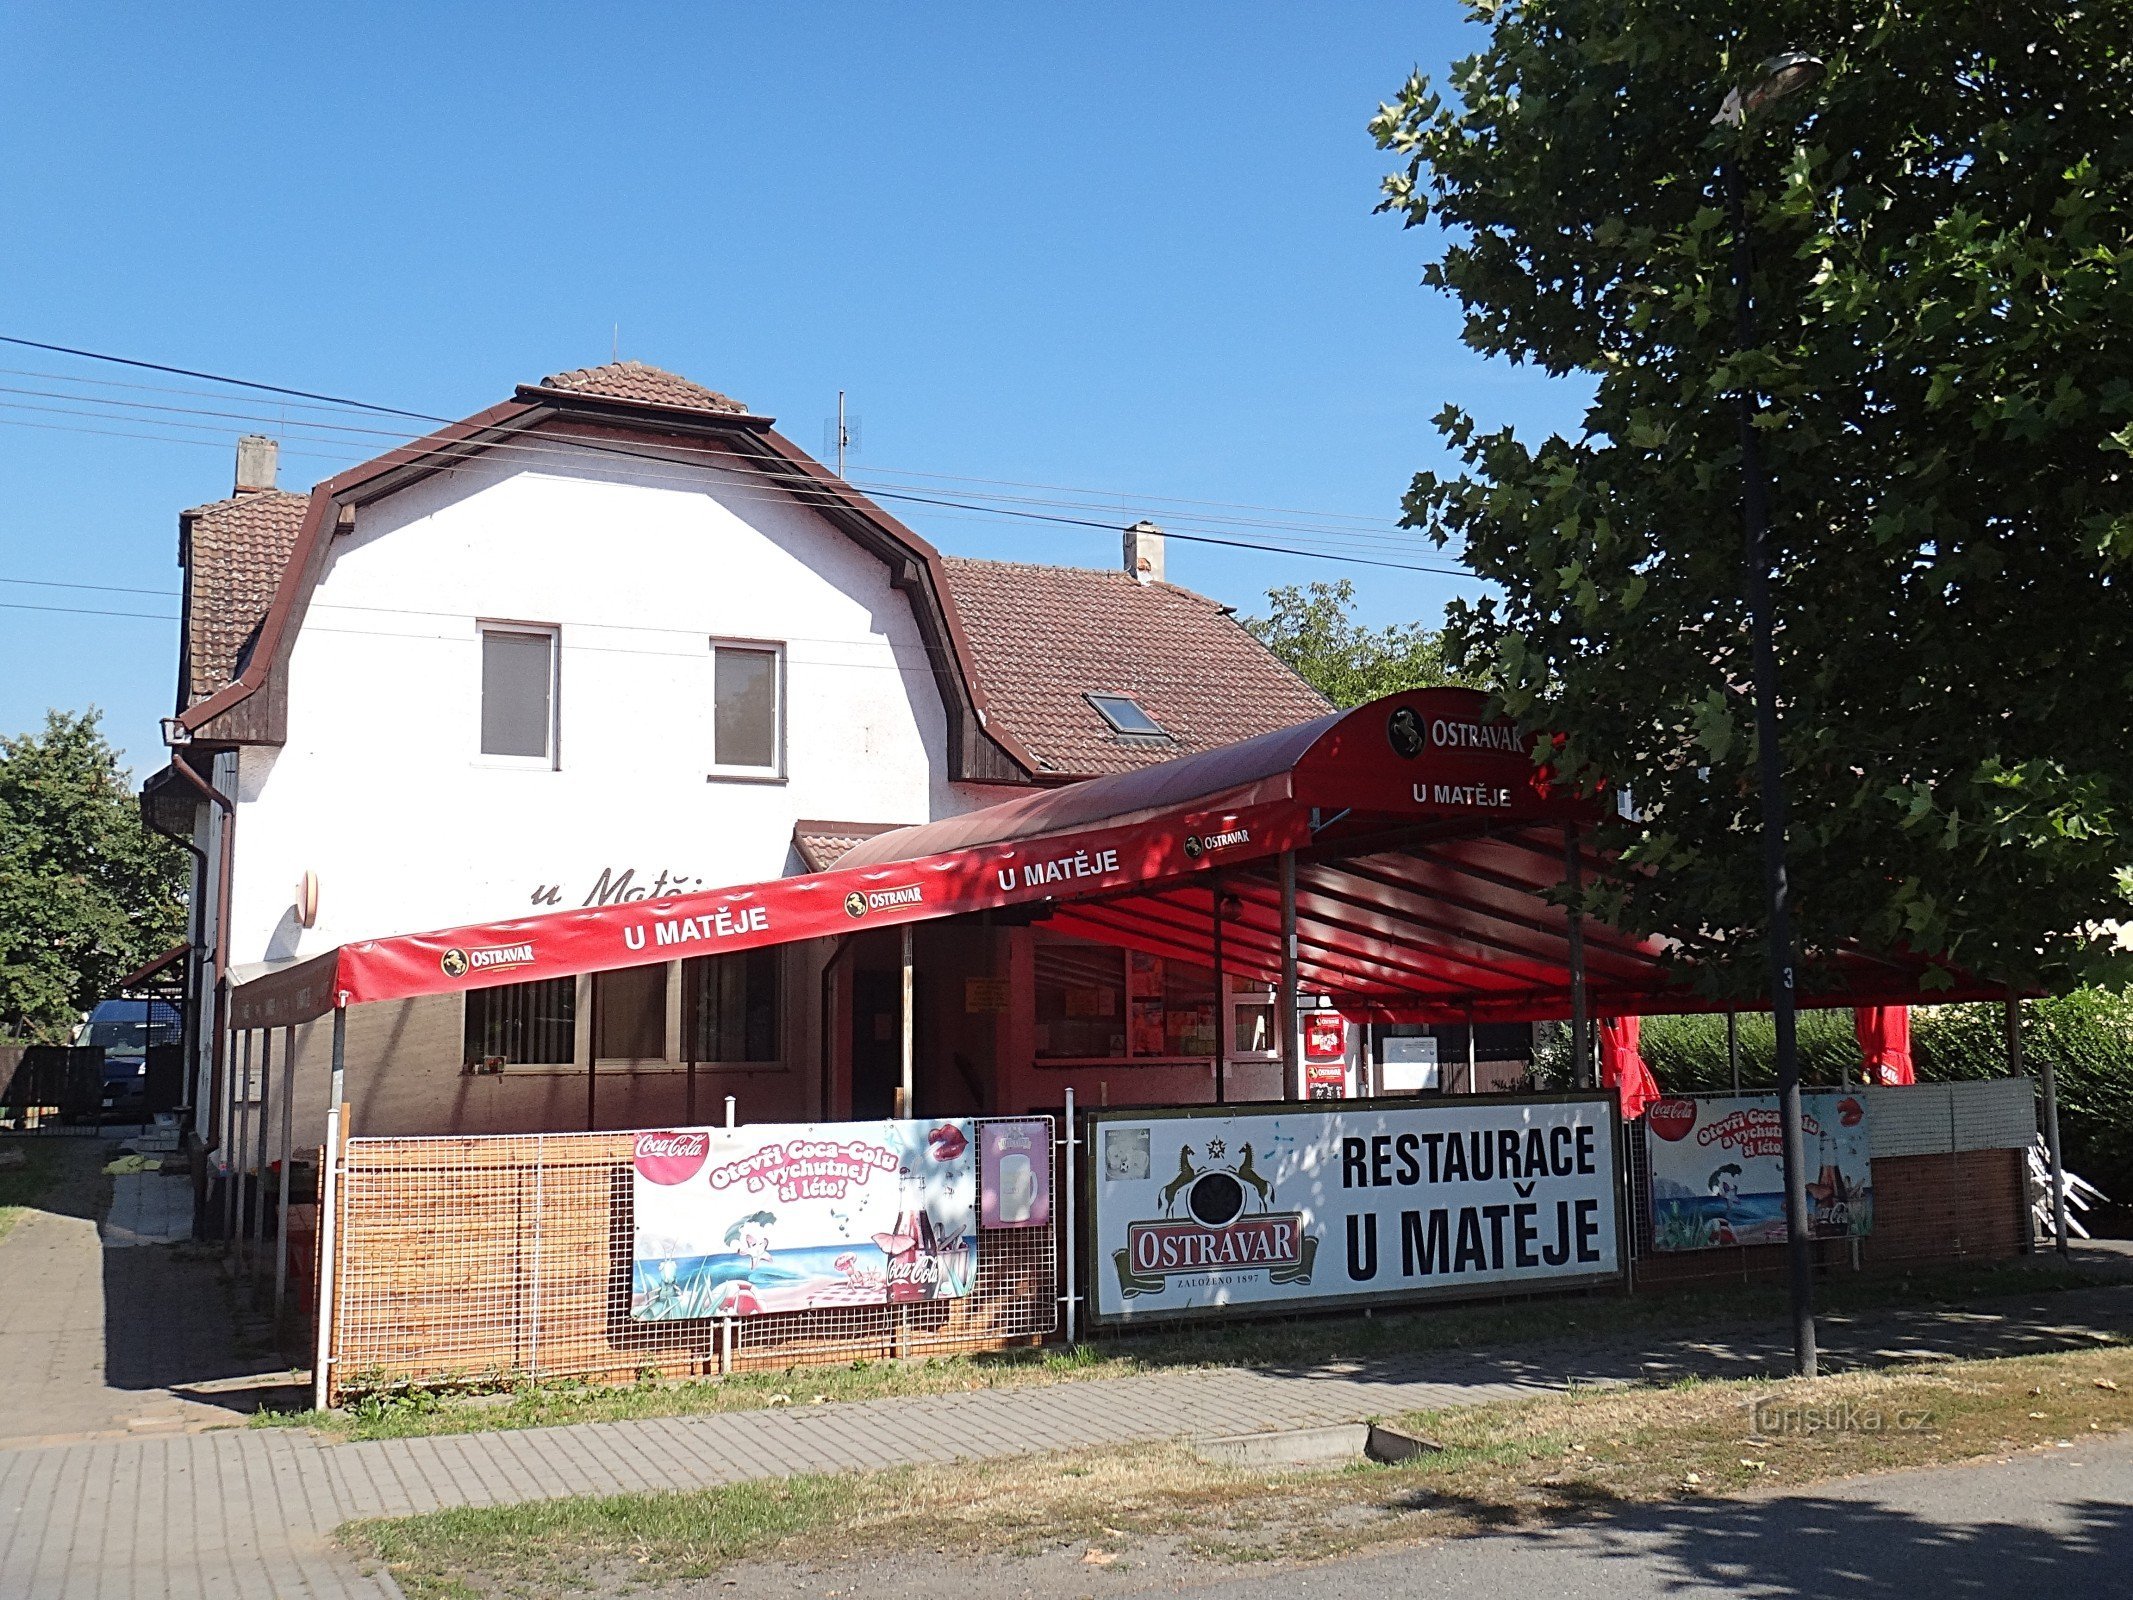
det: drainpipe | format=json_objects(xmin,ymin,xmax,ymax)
[{"xmin": 165, "ymin": 747, "xmax": 236, "ymax": 1152}]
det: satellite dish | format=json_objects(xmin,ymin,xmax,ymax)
[{"xmin": 295, "ymin": 870, "xmax": 320, "ymax": 929}]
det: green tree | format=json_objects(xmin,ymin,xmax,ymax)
[
  {"xmin": 1373, "ymin": 5, "xmax": 2133, "ymax": 996},
  {"xmin": 1246, "ymin": 579, "xmax": 1475, "ymax": 707},
  {"xmin": 0, "ymin": 710, "xmax": 186, "ymax": 1040}
]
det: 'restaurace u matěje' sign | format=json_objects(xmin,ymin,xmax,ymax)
[{"xmin": 1086, "ymin": 1094, "xmax": 1622, "ymax": 1325}]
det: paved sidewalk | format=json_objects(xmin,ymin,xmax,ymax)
[{"xmin": 5, "ymin": 1279, "xmax": 2133, "ymax": 1598}]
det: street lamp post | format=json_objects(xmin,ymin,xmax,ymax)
[{"xmin": 1715, "ymin": 50, "xmax": 1825, "ymax": 1380}]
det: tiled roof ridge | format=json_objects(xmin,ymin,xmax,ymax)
[
  {"xmin": 180, "ymin": 486, "xmax": 309, "ymax": 521},
  {"xmin": 536, "ymin": 360, "xmax": 747, "ymax": 414}
]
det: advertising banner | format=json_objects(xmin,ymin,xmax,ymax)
[
  {"xmin": 1645, "ymin": 1092, "xmax": 1873, "ymax": 1252},
  {"xmin": 979, "ymin": 1119, "xmax": 1052, "ymax": 1230},
  {"xmin": 630, "ymin": 1119, "xmax": 978, "ymax": 1320},
  {"xmin": 1087, "ymin": 1095, "xmax": 1621, "ymax": 1325}
]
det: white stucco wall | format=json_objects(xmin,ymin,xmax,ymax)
[{"xmin": 227, "ymin": 444, "xmax": 975, "ymax": 965}]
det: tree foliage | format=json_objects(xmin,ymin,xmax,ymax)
[
  {"xmin": 0, "ymin": 711, "xmax": 186, "ymax": 1040},
  {"xmin": 1374, "ymin": 4, "xmax": 2133, "ymax": 995},
  {"xmin": 1246, "ymin": 579, "xmax": 1475, "ymax": 707}
]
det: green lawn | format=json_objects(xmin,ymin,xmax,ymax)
[
  {"xmin": 342, "ymin": 1340, "xmax": 2133, "ymax": 1599},
  {"xmin": 263, "ymin": 1256, "xmax": 2108, "ymax": 1442},
  {"xmin": 0, "ymin": 1139, "xmax": 68, "ymax": 1243}
]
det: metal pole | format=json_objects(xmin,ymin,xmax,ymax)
[
  {"xmin": 1728, "ymin": 1010, "xmax": 1741, "ymax": 1092},
  {"xmin": 900, "ymin": 923, "xmax": 915, "ymax": 1117},
  {"xmin": 274, "ymin": 1023, "xmax": 294, "ymax": 1325},
  {"xmin": 1062, "ymin": 1085, "xmax": 1078, "ymax": 1346},
  {"xmin": 250, "ymin": 1026, "xmax": 273, "ymax": 1275},
  {"xmin": 1563, "ymin": 826, "xmax": 1590, "ymax": 1089},
  {"xmin": 1279, "ymin": 852, "xmax": 1300, "ymax": 1100},
  {"xmin": 724, "ymin": 1095, "xmax": 736, "ymax": 1129},
  {"xmin": 227, "ymin": 1029, "xmax": 252, "ymax": 1253},
  {"xmin": 1210, "ymin": 878, "xmax": 1227, "ymax": 1105},
  {"xmin": 1729, "ymin": 153, "xmax": 1816, "ymax": 1377},
  {"xmin": 529, "ymin": 1133, "xmax": 545, "ymax": 1379},
  {"xmin": 2013, "ymin": 997, "xmax": 2068, "ymax": 1256},
  {"xmin": 685, "ymin": 963, "xmax": 697, "ymax": 1124},
  {"xmin": 312, "ymin": 1006, "xmax": 347, "ymax": 1412}
]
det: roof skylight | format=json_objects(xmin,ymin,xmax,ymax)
[{"xmin": 1086, "ymin": 693, "xmax": 1168, "ymax": 738}]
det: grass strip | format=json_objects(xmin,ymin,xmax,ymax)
[
  {"xmin": 342, "ymin": 1340, "xmax": 2133, "ymax": 1597},
  {"xmin": 0, "ymin": 1139, "xmax": 67, "ymax": 1244},
  {"xmin": 264, "ymin": 1257, "xmax": 2108, "ymax": 1442}
]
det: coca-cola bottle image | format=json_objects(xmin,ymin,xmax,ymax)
[{"xmin": 886, "ymin": 1202, "xmax": 942, "ymax": 1303}]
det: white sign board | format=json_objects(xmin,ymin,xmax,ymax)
[
  {"xmin": 1088, "ymin": 1096, "xmax": 1620, "ymax": 1325},
  {"xmin": 1379, "ymin": 1035, "xmax": 1440, "ymax": 1093},
  {"xmin": 630, "ymin": 1119, "xmax": 977, "ymax": 1319}
]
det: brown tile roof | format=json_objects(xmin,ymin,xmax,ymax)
[
  {"xmin": 536, "ymin": 360, "xmax": 747, "ymax": 414},
  {"xmin": 178, "ymin": 490, "xmax": 308, "ymax": 707},
  {"xmin": 939, "ymin": 557, "xmax": 1330, "ymax": 779},
  {"xmin": 793, "ymin": 820, "xmax": 913, "ymax": 872}
]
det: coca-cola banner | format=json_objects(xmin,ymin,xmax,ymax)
[
  {"xmin": 1645, "ymin": 1092, "xmax": 1872, "ymax": 1252},
  {"xmin": 1086, "ymin": 1095, "xmax": 1621, "ymax": 1326},
  {"xmin": 630, "ymin": 1119, "xmax": 978, "ymax": 1320}
]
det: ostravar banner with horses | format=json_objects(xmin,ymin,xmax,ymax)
[{"xmin": 1085, "ymin": 1094, "xmax": 1623, "ymax": 1325}]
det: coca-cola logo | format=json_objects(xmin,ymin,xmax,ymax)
[
  {"xmin": 1647, "ymin": 1098, "xmax": 1698, "ymax": 1142},
  {"xmin": 1837, "ymin": 1096, "xmax": 1864, "ymax": 1128},
  {"xmin": 634, "ymin": 1130, "xmax": 710, "ymax": 1185}
]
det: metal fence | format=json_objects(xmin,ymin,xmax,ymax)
[{"xmin": 326, "ymin": 1119, "xmax": 1061, "ymax": 1399}]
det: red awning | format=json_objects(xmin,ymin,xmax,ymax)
[{"xmin": 229, "ymin": 689, "xmax": 1998, "ymax": 1028}]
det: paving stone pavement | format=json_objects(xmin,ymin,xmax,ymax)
[{"xmin": 6, "ymin": 1279, "xmax": 2133, "ymax": 1599}]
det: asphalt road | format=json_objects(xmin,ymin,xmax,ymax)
[{"xmin": 1182, "ymin": 1435, "xmax": 2133, "ymax": 1599}]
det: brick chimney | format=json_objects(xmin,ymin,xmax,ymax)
[
  {"xmin": 1123, "ymin": 520, "xmax": 1165, "ymax": 585},
  {"xmin": 234, "ymin": 435, "xmax": 279, "ymax": 495}
]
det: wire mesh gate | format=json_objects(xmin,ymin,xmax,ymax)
[{"xmin": 326, "ymin": 1119, "xmax": 1061, "ymax": 1399}]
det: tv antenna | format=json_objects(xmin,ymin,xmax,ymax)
[{"xmin": 823, "ymin": 391, "xmax": 860, "ymax": 477}]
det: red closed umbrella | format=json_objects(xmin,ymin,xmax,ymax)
[
  {"xmin": 1854, "ymin": 1005, "xmax": 1915, "ymax": 1085},
  {"xmin": 1599, "ymin": 1014, "xmax": 1661, "ymax": 1121}
]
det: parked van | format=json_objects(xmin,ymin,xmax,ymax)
[{"xmin": 73, "ymin": 998, "xmax": 182, "ymax": 1113}]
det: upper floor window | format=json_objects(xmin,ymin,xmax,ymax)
[
  {"xmin": 711, "ymin": 640, "xmax": 784, "ymax": 779},
  {"xmin": 481, "ymin": 625, "xmax": 557, "ymax": 764}
]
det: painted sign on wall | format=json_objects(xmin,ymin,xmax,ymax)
[
  {"xmin": 1645, "ymin": 1092, "xmax": 1872, "ymax": 1252},
  {"xmin": 630, "ymin": 1119, "xmax": 978, "ymax": 1319},
  {"xmin": 1086, "ymin": 1096, "xmax": 1621, "ymax": 1325}
]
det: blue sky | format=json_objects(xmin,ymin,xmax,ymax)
[{"xmin": 0, "ymin": 3, "xmax": 1585, "ymax": 777}]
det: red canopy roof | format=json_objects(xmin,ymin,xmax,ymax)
[{"xmin": 230, "ymin": 689, "xmax": 1995, "ymax": 1028}]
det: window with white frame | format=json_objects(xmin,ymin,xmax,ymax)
[
  {"xmin": 710, "ymin": 641, "xmax": 783, "ymax": 777},
  {"xmin": 480, "ymin": 625, "xmax": 557, "ymax": 763}
]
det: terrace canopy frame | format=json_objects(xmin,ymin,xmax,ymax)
[
  {"xmin": 231, "ymin": 687, "xmax": 2026, "ymax": 1411},
  {"xmin": 231, "ymin": 687, "xmax": 1999, "ymax": 1049}
]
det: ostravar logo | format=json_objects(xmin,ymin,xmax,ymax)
[{"xmin": 439, "ymin": 947, "xmax": 469, "ymax": 978}]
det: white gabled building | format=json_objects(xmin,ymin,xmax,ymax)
[{"xmin": 144, "ymin": 362, "xmax": 1329, "ymax": 1146}]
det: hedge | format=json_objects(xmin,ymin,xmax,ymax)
[{"xmin": 1593, "ymin": 992, "xmax": 2133, "ymax": 1231}]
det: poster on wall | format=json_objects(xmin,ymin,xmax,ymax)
[
  {"xmin": 1087, "ymin": 1096, "xmax": 1620, "ymax": 1325},
  {"xmin": 980, "ymin": 1119, "xmax": 1052, "ymax": 1230},
  {"xmin": 630, "ymin": 1119, "xmax": 978, "ymax": 1320},
  {"xmin": 1645, "ymin": 1092, "xmax": 1872, "ymax": 1252}
]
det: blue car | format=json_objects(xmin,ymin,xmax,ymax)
[{"xmin": 76, "ymin": 998, "xmax": 183, "ymax": 1113}]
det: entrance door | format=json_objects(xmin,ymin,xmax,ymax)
[
  {"xmin": 844, "ymin": 972, "xmax": 921, "ymax": 1117},
  {"xmin": 850, "ymin": 970, "xmax": 911, "ymax": 1120}
]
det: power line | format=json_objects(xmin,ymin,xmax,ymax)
[
  {"xmin": 0, "ymin": 409, "xmax": 1467, "ymax": 577},
  {"xmin": 0, "ymin": 334, "xmax": 1478, "ymax": 576},
  {"xmin": 0, "ymin": 598, "xmax": 176, "ymax": 622},
  {"xmin": 0, "ymin": 382, "xmax": 1436, "ymax": 554},
  {"xmin": 0, "ymin": 335, "xmax": 442, "ymax": 422},
  {"xmin": 0, "ymin": 574, "xmax": 178, "ymax": 599}
]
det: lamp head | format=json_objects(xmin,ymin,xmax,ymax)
[{"xmin": 1713, "ymin": 51, "xmax": 1826, "ymax": 128}]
